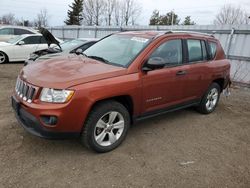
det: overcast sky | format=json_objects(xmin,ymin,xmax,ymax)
[{"xmin": 0, "ymin": 0, "xmax": 250, "ymax": 26}]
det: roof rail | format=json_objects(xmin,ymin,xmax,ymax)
[{"xmin": 165, "ymin": 30, "xmax": 215, "ymax": 37}]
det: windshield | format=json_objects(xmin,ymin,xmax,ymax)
[
  {"xmin": 7, "ymin": 35, "xmax": 23, "ymax": 44},
  {"xmin": 56, "ymin": 39, "xmax": 86, "ymax": 51},
  {"xmin": 84, "ymin": 35, "xmax": 150, "ymax": 67}
]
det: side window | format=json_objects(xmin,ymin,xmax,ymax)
[
  {"xmin": 14, "ymin": 28, "xmax": 33, "ymax": 35},
  {"xmin": 150, "ymin": 39, "xmax": 183, "ymax": 66},
  {"xmin": 187, "ymin": 40, "xmax": 203, "ymax": 62},
  {"xmin": 208, "ymin": 42, "xmax": 217, "ymax": 59},
  {"xmin": 22, "ymin": 36, "xmax": 41, "ymax": 44},
  {"xmin": 40, "ymin": 37, "xmax": 47, "ymax": 44},
  {"xmin": 0, "ymin": 28, "xmax": 14, "ymax": 35}
]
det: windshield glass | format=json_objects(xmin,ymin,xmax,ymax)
[
  {"xmin": 84, "ymin": 35, "xmax": 150, "ymax": 67},
  {"xmin": 7, "ymin": 35, "xmax": 23, "ymax": 44},
  {"xmin": 57, "ymin": 39, "xmax": 86, "ymax": 51}
]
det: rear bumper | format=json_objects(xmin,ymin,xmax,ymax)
[{"xmin": 11, "ymin": 96, "xmax": 80, "ymax": 139}]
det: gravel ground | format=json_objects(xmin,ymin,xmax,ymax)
[{"xmin": 0, "ymin": 63, "xmax": 249, "ymax": 188}]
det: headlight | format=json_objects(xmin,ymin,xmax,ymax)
[{"xmin": 40, "ymin": 88, "xmax": 74, "ymax": 103}]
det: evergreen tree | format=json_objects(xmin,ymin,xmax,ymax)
[
  {"xmin": 149, "ymin": 10, "xmax": 160, "ymax": 25},
  {"xmin": 65, "ymin": 0, "xmax": 83, "ymax": 25},
  {"xmin": 149, "ymin": 10, "xmax": 180, "ymax": 25},
  {"xmin": 182, "ymin": 16, "xmax": 195, "ymax": 25}
]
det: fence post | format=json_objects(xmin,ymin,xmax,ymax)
[
  {"xmin": 62, "ymin": 26, "xmax": 65, "ymax": 40},
  {"xmin": 77, "ymin": 27, "xmax": 80, "ymax": 38},
  {"xmin": 94, "ymin": 26, "xmax": 97, "ymax": 38},
  {"xmin": 226, "ymin": 28, "xmax": 235, "ymax": 58}
]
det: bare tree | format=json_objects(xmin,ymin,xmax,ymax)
[
  {"xmin": 120, "ymin": 0, "xmax": 142, "ymax": 26},
  {"xmin": 0, "ymin": 13, "xmax": 15, "ymax": 25},
  {"xmin": 83, "ymin": 0, "xmax": 105, "ymax": 26},
  {"xmin": 114, "ymin": 0, "xmax": 122, "ymax": 26},
  {"xmin": 214, "ymin": 4, "xmax": 250, "ymax": 25},
  {"xmin": 82, "ymin": 0, "xmax": 141, "ymax": 26},
  {"xmin": 130, "ymin": 0, "xmax": 142, "ymax": 25},
  {"xmin": 104, "ymin": 0, "xmax": 116, "ymax": 25},
  {"xmin": 34, "ymin": 8, "xmax": 49, "ymax": 27},
  {"xmin": 83, "ymin": 0, "xmax": 94, "ymax": 25}
]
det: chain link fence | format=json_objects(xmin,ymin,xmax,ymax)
[{"xmin": 48, "ymin": 25, "xmax": 250, "ymax": 85}]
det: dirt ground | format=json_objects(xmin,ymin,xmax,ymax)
[{"xmin": 0, "ymin": 63, "xmax": 249, "ymax": 188}]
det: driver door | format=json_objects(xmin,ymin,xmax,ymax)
[{"xmin": 141, "ymin": 38, "xmax": 188, "ymax": 113}]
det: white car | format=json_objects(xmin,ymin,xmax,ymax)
[
  {"xmin": 0, "ymin": 26, "xmax": 38, "ymax": 42},
  {"xmin": 0, "ymin": 34, "xmax": 54, "ymax": 63}
]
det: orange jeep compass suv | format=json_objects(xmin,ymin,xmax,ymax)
[{"xmin": 11, "ymin": 31, "xmax": 231, "ymax": 152}]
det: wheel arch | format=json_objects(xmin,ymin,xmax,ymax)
[
  {"xmin": 89, "ymin": 95, "xmax": 134, "ymax": 123},
  {"xmin": 212, "ymin": 78, "xmax": 224, "ymax": 92}
]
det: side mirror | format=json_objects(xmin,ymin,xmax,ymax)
[
  {"xmin": 18, "ymin": 41, "xmax": 25, "ymax": 45},
  {"xmin": 75, "ymin": 48, "xmax": 83, "ymax": 55},
  {"xmin": 142, "ymin": 57, "xmax": 165, "ymax": 71}
]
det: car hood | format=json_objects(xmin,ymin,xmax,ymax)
[
  {"xmin": 0, "ymin": 42, "xmax": 12, "ymax": 47},
  {"xmin": 37, "ymin": 52, "xmax": 66, "ymax": 60},
  {"xmin": 20, "ymin": 55, "xmax": 127, "ymax": 88},
  {"xmin": 39, "ymin": 27, "xmax": 61, "ymax": 48}
]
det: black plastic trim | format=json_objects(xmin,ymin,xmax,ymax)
[
  {"xmin": 11, "ymin": 96, "xmax": 80, "ymax": 139},
  {"xmin": 134, "ymin": 99, "xmax": 200, "ymax": 122}
]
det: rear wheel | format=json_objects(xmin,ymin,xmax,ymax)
[
  {"xmin": 81, "ymin": 100, "xmax": 130, "ymax": 153},
  {"xmin": 197, "ymin": 83, "xmax": 221, "ymax": 114},
  {"xmin": 0, "ymin": 51, "xmax": 8, "ymax": 64}
]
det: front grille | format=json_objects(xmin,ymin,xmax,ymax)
[{"xmin": 15, "ymin": 78, "xmax": 36, "ymax": 103}]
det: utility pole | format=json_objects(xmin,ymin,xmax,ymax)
[{"xmin": 171, "ymin": 10, "xmax": 174, "ymax": 30}]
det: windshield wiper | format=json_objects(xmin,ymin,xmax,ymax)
[{"xmin": 87, "ymin": 55, "xmax": 112, "ymax": 65}]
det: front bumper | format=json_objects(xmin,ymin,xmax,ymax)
[{"xmin": 11, "ymin": 96, "xmax": 80, "ymax": 139}]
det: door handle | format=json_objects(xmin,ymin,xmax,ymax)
[{"xmin": 176, "ymin": 70, "xmax": 187, "ymax": 76}]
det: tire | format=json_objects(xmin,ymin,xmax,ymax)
[
  {"xmin": 197, "ymin": 83, "xmax": 221, "ymax": 114},
  {"xmin": 81, "ymin": 100, "xmax": 130, "ymax": 153},
  {"xmin": 0, "ymin": 51, "xmax": 8, "ymax": 64}
]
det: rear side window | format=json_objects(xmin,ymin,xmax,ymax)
[
  {"xmin": 208, "ymin": 42, "xmax": 217, "ymax": 59},
  {"xmin": 187, "ymin": 40, "xmax": 203, "ymax": 62},
  {"xmin": 14, "ymin": 28, "xmax": 33, "ymax": 35}
]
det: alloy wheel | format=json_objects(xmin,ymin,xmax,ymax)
[
  {"xmin": 205, "ymin": 88, "xmax": 219, "ymax": 111},
  {"xmin": 94, "ymin": 111, "xmax": 125, "ymax": 147},
  {"xmin": 0, "ymin": 52, "xmax": 6, "ymax": 64}
]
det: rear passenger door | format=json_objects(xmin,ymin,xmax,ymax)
[{"xmin": 182, "ymin": 38, "xmax": 211, "ymax": 100}]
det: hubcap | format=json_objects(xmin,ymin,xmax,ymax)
[
  {"xmin": 0, "ymin": 52, "xmax": 5, "ymax": 64},
  {"xmin": 94, "ymin": 111, "xmax": 125, "ymax": 147},
  {"xmin": 206, "ymin": 88, "xmax": 219, "ymax": 111}
]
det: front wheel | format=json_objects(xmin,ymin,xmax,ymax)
[
  {"xmin": 81, "ymin": 100, "xmax": 130, "ymax": 153},
  {"xmin": 197, "ymin": 83, "xmax": 221, "ymax": 114},
  {"xmin": 0, "ymin": 51, "xmax": 8, "ymax": 64}
]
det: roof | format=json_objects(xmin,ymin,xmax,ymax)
[
  {"xmin": 19, "ymin": 34, "xmax": 43, "ymax": 38},
  {"xmin": 116, "ymin": 30, "xmax": 215, "ymax": 39},
  {"xmin": 0, "ymin": 25, "xmax": 38, "ymax": 33}
]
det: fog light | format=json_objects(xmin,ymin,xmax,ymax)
[{"xmin": 41, "ymin": 115, "xmax": 58, "ymax": 126}]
